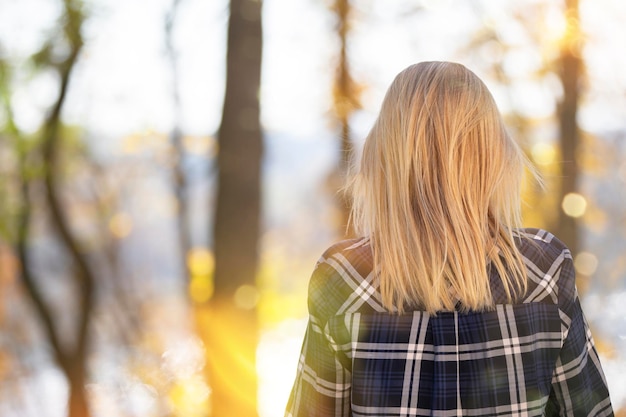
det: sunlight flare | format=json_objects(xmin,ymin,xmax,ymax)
[
  {"xmin": 531, "ymin": 142, "xmax": 557, "ymax": 166},
  {"xmin": 188, "ymin": 248, "xmax": 215, "ymax": 303},
  {"xmin": 562, "ymin": 193, "xmax": 587, "ymax": 218}
]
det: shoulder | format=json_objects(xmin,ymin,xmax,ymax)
[
  {"xmin": 307, "ymin": 237, "xmax": 377, "ymax": 319},
  {"xmin": 516, "ymin": 228, "xmax": 577, "ymax": 311},
  {"xmin": 316, "ymin": 237, "xmax": 372, "ymax": 269},
  {"xmin": 516, "ymin": 227, "xmax": 569, "ymax": 251},
  {"xmin": 516, "ymin": 227, "xmax": 572, "ymax": 267}
]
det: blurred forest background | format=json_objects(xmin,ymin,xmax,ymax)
[{"xmin": 0, "ymin": 0, "xmax": 625, "ymax": 416}]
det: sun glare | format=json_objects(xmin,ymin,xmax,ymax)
[
  {"xmin": 545, "ymin": 6, "xmax": 568, "ymax": 42},
  {"xmin": 561, "ymin": 192, "xmax": 587, "ymax": 218},
  {"xmin": 531, "ymin": 142, "xmax": 557, "ymax": 166},
  {"xmin": 188, "ymin": 248, "xmax": 215, "ymax": 303},
  {"xmin": 168, "ymin": 376, "xmax": 210, "ymax": 417},
  {"xmin": 257, "ymin": 318, "xmax": 307, "ymax": 417}
]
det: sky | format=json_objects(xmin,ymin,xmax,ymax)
[{"xmin": 2, "ymin": 0, "xmax": 626, "ymax": 139}]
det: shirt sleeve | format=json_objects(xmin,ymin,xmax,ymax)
[
  {"xmin": 285, "ymin": 255, "xmax": 352, "ymax": 417},
  {"xmin": 548, "ymin": 255, "xmax": 614, "ymax": 417},
  {"xmin": 284, "ymin": 313, "xmax": 351, "ymax": 417}
]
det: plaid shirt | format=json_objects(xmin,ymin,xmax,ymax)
[{"xmin": 285, "ymin": 228, "xmax": 614, "ymax": 417}]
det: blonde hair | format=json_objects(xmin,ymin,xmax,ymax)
[{"xmin": 350, "ymin": 61, "xmax": 537, "ymax": 314}]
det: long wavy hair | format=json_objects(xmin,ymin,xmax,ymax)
[{"xmin": 349, "ymin": 61, "xmax": 537, "ymax": 314}]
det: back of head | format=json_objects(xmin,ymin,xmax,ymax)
[{"xmin": 350, "ymin": 61, "xmax": 534, "ymax": 314}]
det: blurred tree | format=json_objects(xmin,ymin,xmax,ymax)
[
  {"xmin": 328, "ymin": 0, "xmax": 361, "ymax": 238},
  {"xmin": 164, "ymin": 0, "xmax": 193, "ymax": 282},
  {"xmin": 6, "ymin": 1, "xmax": 96, "ymax": 417},
  {"xmin": 201, "ymin": 0, "xmax": 263, "ymax": 416},
  {"xmin": 555, "ymin": 0, "xmax": 583, "ymax": 256}
]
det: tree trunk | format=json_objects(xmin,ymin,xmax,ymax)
[
  {"xmin": 206, "ymin": 0, "xmax": 263, "ymax": 416},
  {"xmin": 16, "ymin": 2, "xmax": 95, "ymax": 417},
  {"xmin": 556, "ymin": 0, "xmax": 582, "ymax": 256},
  {"xmin": 66, "ymin": 361, "xmax": 89, "ymax": 417}
]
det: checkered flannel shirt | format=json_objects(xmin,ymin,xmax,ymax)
[{"xmin": 285, "ymin": 228, "xmax": 613, "ymax": 417}]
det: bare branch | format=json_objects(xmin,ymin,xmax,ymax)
[
  {"xmin": 39, "ymin": 0, "xmax": 95, "ymax": 365},
  {"xmin": 165, "ymin": 0, "xmax": 192, "ymax": 283},
  {"xmin": 16, "ymin": 177, "xmax": 67, "ymax": 367}
]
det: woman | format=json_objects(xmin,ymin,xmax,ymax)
[{"xmin": 285, "ymin": 62, "xmax": 613, "ymax": 417}]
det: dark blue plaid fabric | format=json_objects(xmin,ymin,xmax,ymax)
[{"xmin": 285, "ymin": 228, "xmax": 614, "ymax": 417}]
